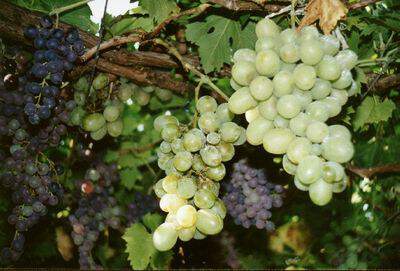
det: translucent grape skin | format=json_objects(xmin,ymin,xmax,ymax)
[
  {"xmin": 309, "ymin": 179, "xmax": 333, "ymax": 206},
  {"xmin": 255, "ymin": 50, "xmax": 281, "ymax": 77},
  {"xmin": 232, "ymin": 61, "xmax": 257, "ymax": 86},
  {"xmin": 228, "ymin": 87, "xmax": 258, "ymax": 114},
  {"xmin": 276, "ymin": 95, "xmax": 301, "ymax": 119},
  {"xmin": 206, "ymin": 164, "xmax": 226, "ymax": 181},
  {"xmin": 246, "ymin": 117, "xmax": 273, "ymax": 146},
  {"xmin": 321, "ymin": 137, "xmax": 354, "ymax": 163},
  {"xmin": 273, "ymin": 71, "xmax": 294, "ymax": 97},
  {"xmin": 255, "ymin": 18, "xmax": 280, "ymax": 38},
  {"xmin": 195, "ymin": 209, "xmax": 223, "ymax": 235},
  {"xmin": 293, "ymin": 64, "xmax": 316, "ymax": 90},
  {"xmin": 306, "ymin": 121, "xmax": 329, "ymax": 143},
  {"xmin": 287, "ymin": 137, "xmax": 312, "ymax": 164},
  {"xmin": 249, "ymin": 76, "xmax": 274, "ymax": 101},
  {"xmin": 258, "ymin": 96, "xmax": 277, "ymax": 120},
  {"xmin": 263, "ymin": 128, "xmax": 295, "ymax": 154},
  {"xmin": 296, "ymin": 155, "xmax": 323, "ymax": 185},
  {"xmin": 317, "ymin": 55, "xmax": 341, "ymax": 81},
  {"xmin": 196, "ymin": 95, "xmax": 218, "ymax": 114},
  {"xmin": 233, "ymin": 48, "xmax": 256, "ymax": 63},
  {"xmin": 299, "ymin": 40, "xmax": 324, "ymax": 65},
  {"xmin": 153, "ymin": 222, "xmax": 178, "ymax": 251}
]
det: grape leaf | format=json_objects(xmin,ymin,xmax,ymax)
[
  {"xmin": 353, "ymin": 96, "xmax": 396, "ymax": 130},
  {"xmin": 139, "ymin": 0, "xmax": 180, "ymax": 24},
  {"xmin": 123, "ymin": 223, "xmax": 156, "ymax": 270},
  {"xmin": 120, "ymin": 167, "xmax": 143, "ymax": 190},
  {"xmin": 186, "ymin": 15, "xmax": 256, "ymax": 73},
  {"xmin": 110, "ymin": 17, "xmax": 154, "ymax": 36},
  {"xmin": 142, "ymin": 213, "xmax": 163, "ymax": 232}
]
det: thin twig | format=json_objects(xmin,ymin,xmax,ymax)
[
  {"xmin": 49, "ymin": 0, "xmax": 93, "ymax": 16},
  {"xmin": 348, "ymin": 0, "xmax": 382, "ymax": 10},
  {"xmin": 334, "ymin": 27, "xmax": 349, "ymax": 49},
  {"xmin": 347, "ymin": 164, "xmax": 400, "ymax": 179},
  {"xmin": 154, "ymin": 39, "xmax": 229, "ymax": 101}
]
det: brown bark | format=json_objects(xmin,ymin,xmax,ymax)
[{"xmin": 347, "ymin": 164, "xmax": 400, "ymax": 179}]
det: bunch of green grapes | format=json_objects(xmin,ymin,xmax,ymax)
[
  {"xmin": 229, "ymin": 18, "xmax": 357, "ymax": 206},
  {"xmin": 151, "ymin": 95, "xmax": 245, "ymax": 251},
  {"xmin": 69, "ymin": 73, "xmax": 174, "ymax": 140}
]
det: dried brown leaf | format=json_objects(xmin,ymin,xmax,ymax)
[
  {"xmin": 56, "ymin": 227, "xmax": 74, "ymax": 261},
  {"xmin": 298, "ymin": 0, "xmax": 348, "ymax": 34}
]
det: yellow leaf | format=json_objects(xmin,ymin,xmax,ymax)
[
  {"xmin": 55, "ymin": 227, "xmax": 74, "ymax": 261},
  {"xmin": 299, "ymin": 0, "xmax": 348, "ymax": 34}
]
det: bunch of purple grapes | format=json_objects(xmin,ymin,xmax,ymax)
[
  {"xmin": 126, "ymin": 192, "xmax": 158, "ymax": 225},
  {"xmin": 22, "ymin": 16, "xmax": 84, "ymax": 124},
  {"xmin": 69, "ymin": 163, "xmax": 122, "ymax": 269},
  {"xmin": 223, "ymin": 159, "xmax": 284, "ymax": 231}
]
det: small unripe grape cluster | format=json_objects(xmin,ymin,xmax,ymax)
[
  {"xmin": 152, "ymin": 95, "xmax": 245, "ymax": 251},
  {"xmin": 229, "ymin": 19, "xmax": 356, "ymax": 206}
]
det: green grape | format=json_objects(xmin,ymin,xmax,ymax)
[
  {"xmin": 154, "ymin": 115, "xmax": 179, "ymax": 132},
  {"xmin": 299, "ymin": 25, "xmax": 320, "ymax": 42},
  {"xmin": 280, "ymin": 28, "xmax": 298, "ymax": 44},
  {"xmin": 335, "ymin": 49, "xmax": 358, "ymax": 70},
  {"xmin": 309, "ymin": 179, "xmax": 333, "ymax": 206},
  {"xmin": 299, "ymin": 40, "xmax": 324, "ymax": 65},
  {"xmin": 273, "ymin": 70, "xmax": 294, "ymax": 97},
  {"xmin": 159, "ymin": 194, "xmax": 187, "ymax": 213},
  {"xmin": 200, "ymin": 145, "xmax": 222, "ymax": 167},
  {"xmin": 162, "ymin": 174, "xmax": 179, "ymax": 194},
  {"xmin": 321, "ymin": 137, "xmax": 354, "ymax": 163},
  {"xmin": 249, "ymin": 76, "xmax": 274, "ymax": 101},
  {"xmin": 293, "ymin": 64, "xmax": 316, "ymax": 90},
  {"xmin": 74, "ymin": 76, "xmax": 89, "ymax": 92},
  {"xmin": 279, "ymin": 43, "xmax": 300, "ymax": 64},
  {"xmin": 255, "ymin": 38, "xmax": 279, "ymax": 52},
  {"xmin": 258, "ymin": 96, "xmax": 277, "ymax": 120},
  {"xmin": 277, "ymin": 94, "xmax": 301, "ymax": 119},
  {"xmin": 163, "ymin": 212, "xmax": 180, "ymax": 230},
  {"xmin": 211, "ymin": 199, "xmax": 227, "ymax": 219},
  {"xmin": 199, "ymin": 180, "xmax": 220, "ymax": 197},
  {"xmin": 246, "ymin": 117, "xmax": 273, "ymax": 146},
  {"xmin": 280, "ymin": 63, "xmax": 296, "ymax": 72},
  {"xmin": 321, "ymin": 97, "xmax": 341, "ymax": 117},
  {"xmin": 306, "ymin": 101, "xmax": 329, "ymax": 122},
  {"xmin": 83, "ymin": 113, "xmax": 106, "ymax": 132},
  {"xmin": 206, "ymin": 164, "xmax": 226, "ymax": 181},
  {"xmin": 173, "ymin": 151, "xmax": 193, "ymax": 172},
  {"xmin": 332, "ymin": 69, "xmax": 353, "ymax": 89},
  {"xmin": 161, "ymin": 123, "xmax": 181, "ymax": 142},
  {"xmin": 294, "ymin": 176, "xmax": 309, "ymax": 191},
  {"xmin": 216, "ymin": 103, "xmax": 234, "ymax": 124},
  {"xmin": 216, "ymin": 142, "xmax": 235, "ymax": 162},
  {"xmin": 194, "ymin": 189, "xmax": 216, "ymax": 209},
  {"xmin": 93, "ymin": 73, "xmax": 109, "ymax": 90},
  {"xmin": 158, "ymin": 154, "xmax": 173, "ymax": 171},
  {"xmin": 245, "ymin": 107, "xmax": 260, "ymax": 123},
  {"xmin": 292, "ymin": 89, "xmax": 312, "ymax": 110},
  {"xmin": 289, "ymin": 112, "xmax": 311, "ymax": 137},
  {"xmin": 183, "ymin": 129, "xmax": 206, "ymax": 152},
  {"xmin": 230, "ymin": 78, "xmax": 243, "ymax": 91},
  {"xmin": 74, "ymin": 91, "xmax": 86, "ymax": 106},
  {"xmin": 198, "ymin": 112, "xmax": 219, "ymax": 134},
  {"xmin": 319, "ymin": 35, "xmax": 340, "ymax": 56},
  {"xmin": 255, "ymin": 49, "xmax": 281, "ymax": 77},
  {"xmin": 135, "ymin": 89, "xmax": 151, "ymax": 106},
  {"xmin": 332, "ymin": 175, "xmax": 348, "ymax": 193},
  {"xmin": 311, "ymin": 79, "xmax": 332, "ymax": 100},
  {"xmin": 193, "ymin": 229, "xmax": 206, "ymax": 240},
  {"xmin": 322, "ymin": 161, "xmax": 345, "ymax": 183},
  {"xmin": 195, "ymin": 209, "xmax": 223, "ymax": 235},
  {"xmin": 317, "ymin": 55, "xmax": 341, "ymax": 81},
  {"xmin": 233, "ymin": 126, "xmax": 247, "ymax": 146},
  {"xmin": 306, "ymin": 121, "xmax": 329, "ymax": 143},
  {"xmin": 178, "ymin": 226, "xmax": 196, "ymax": 242},
  {"xmin": 176, "ymin": 205, "xmax": 197, "ymax": 228},
  {"xmin": 228, "ymin": 87, "xmax": 258, "ymax": 114},
  {"xmin": 155, "ymin": 88, "xmax": 173, "ymax": 101},
  {"xmin": 90, "ymin": 125, "xmax": 107, "ymax": 141},
  {"xmin": 220, "ymin": 122, "xmax": 241, "ymax": 143},
  {"xmin": 311, "ymin": 143, "xmax": 322, "ymax": 156},
  {"xmin": 103, "ymin": 104, "xmax": 121, "ymax": 122},
  {"xmin": 192, "ymin": 154, "xmax": 206, "ymax": 172},
  {"xmin": 177, "ymin": 176, "xmax": 197, "ymax": 199},
  {"xmin": 296, "ymin": 155, "xmax": 323, "ymax": 184},
  {"xmin": 263, "ymin": 128, "xmax": 295, "ymax": 154},
  {"xmin": 171, "ymin": 138, "xmax": 185, "ymax": 154},
  {"xmin": 160, "ymin": 141, "xmax": 172, "ymax": 153},
  {"xmin": 328, "ymin": 125, "xmax": 351, "ymax": 141},
  {"xmin": 118, "ymin": 83, "xmax": 135, "ymax": 101},
  {"xmin": 196, "ymin": 95, "xmax": 218, "ymax": 114},
  {"xmin": 283, "ymin": 154, "xmax": 297, "ymax": 175},
  {"xmin": 70, "ymin": 106, "xmax": 86, "ymax": 126},
  {"xmin": 232, "ymin": 61, "xmax": 257, "ymax": 86},
  {"xmin": 153, "ymin": 222, "xmax": 178, "ymax": 251},
  {"xmin": 207, "ymin": 132, "xmax": 221, "ymax": 145},
  {"xmin": 273, "ymin": 115, "xmax": 289, "ymax": 128},
  {"xmin": 142, "ymin": 86, "xmax": 155, "ymax": 93},
  {"xmin": 330, "ymin": 89, "xmax": 348, "ymax": 106},
  {"xmin": 255, "ymin": 18, "xmax": 281, "ymax": 38},
  {"xmin": 154, "ymin": 179, "xmax": 166, "ymax": 198},
  {"xmin": 107, "ymin": 119, "xmax": 123, "ymax": 137},
  {"xmin": 287, "ymin": 137, "xmax": 312, "ymax": 164},
  {"xmin": 233, "ymin": 48, "xmax": 256, "ymax": 63}
]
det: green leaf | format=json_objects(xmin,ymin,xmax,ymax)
[
  {"xmin": 140, "ymin": 0, "xmax": 180, "ymax": 24},
  {"xmin": 120, "ymin": 167, "xmax": 143, "ymax": 190},
  {"xmin": 186, "ymin": 15, "xmax": 256, "ymax": 73},
  {"xmin": 353, "ymin": 96, "xmax": 396, "ymax": 130},
  {"xmin": 150, "ymin": 250, "xmax": 173, "ymax": 269},
  {"xmin": 149, "ymin": 95, "xmax": 188, "ymax": 110},
  {"xmin": 110, "ymin": 17, "xmax": 154, "ymax": 36},
  {"xmin": 104, "ymin": 150, "xmax": 119, "ymax": 163},
  {"xmin": 142, "ymin": 213, "xmax": 163, "ymax": 232},
  {"xmin": 123, "ymin": 223, "xmax": 156, "ymax": 270}
]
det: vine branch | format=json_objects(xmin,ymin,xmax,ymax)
[
  {"xmin": 348, "ymin": 0, "xmax": 382, "ymax": 10},
  {"xmin": 347, "ymin": 164, "xmax": 400, "ymax": 179}
]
